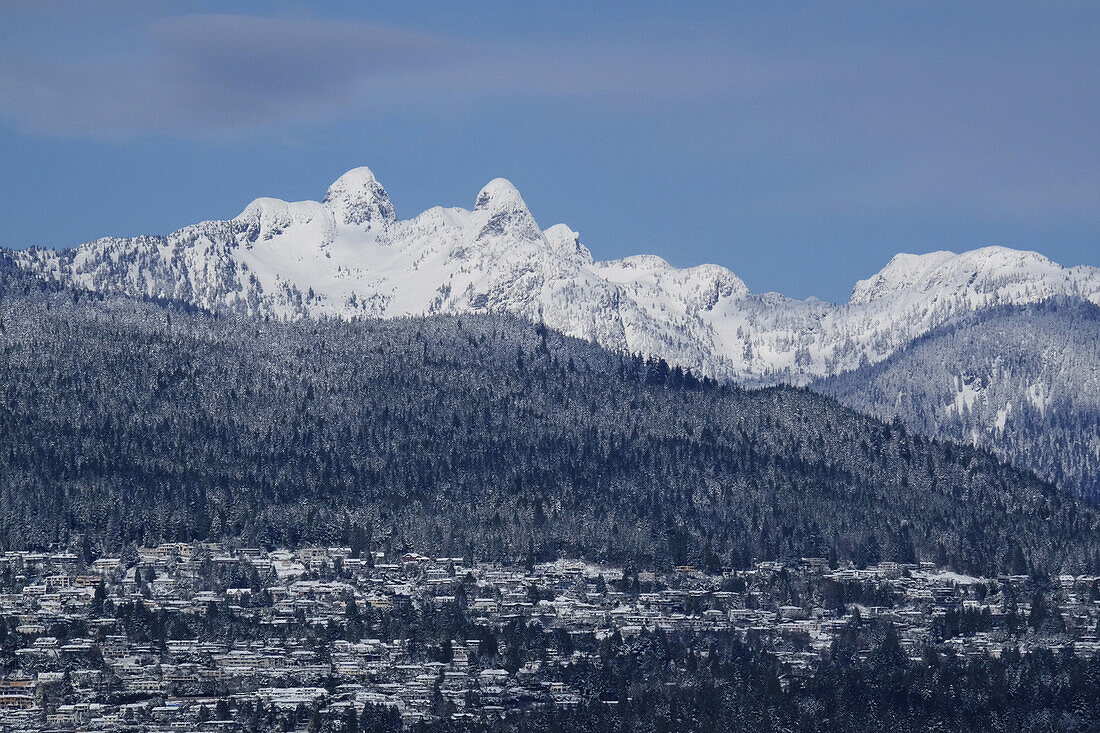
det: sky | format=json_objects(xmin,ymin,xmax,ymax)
[{"xmin": 0, "ymin": 1, "xmax": 1097, "ymax": 303}]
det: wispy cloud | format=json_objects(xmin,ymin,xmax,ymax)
[
  {"xmin": 0, "ymin": 14, "xmax": 467, "ymax": 136},
  {"xmin": 0, "ymin": 4, "xmax": 1097, "ymax": 230},
  {"xmin": 0, "ymin": 10, "xmax": 806, "ymax": 138}
]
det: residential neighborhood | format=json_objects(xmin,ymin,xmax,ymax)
[{"xmin": 0, "ymin": 544, "xmax": 1097, "ymax": 731}]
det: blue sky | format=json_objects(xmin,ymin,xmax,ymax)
[{"xmin": 0, "ymin": 1, "xmax": 1096, "ymax": 303}]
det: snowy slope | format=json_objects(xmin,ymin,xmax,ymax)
[
  {"xmin": 815, "ymin": 300, "xmax": 1100, "ymax": 499},
  {"xmin": 14, "ymin": 167, "xmax": 1100, "ymax": 383}
]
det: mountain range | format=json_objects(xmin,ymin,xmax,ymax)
[
  {"xmin": 15, "ymin": 167, "xmax": 1100, "ymax": 385},
  {"xmin": 9, "ymin": 167, "xmax": 1099, "ymax": 502}
]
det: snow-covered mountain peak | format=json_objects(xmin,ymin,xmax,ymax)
[
  {"xmin": 597, "ymin": 256, "xmax": 750, "ymax": 313},
  {"xmin": 322, "ymin": 166, "xmax": 396, "ymax": 227},
  {"xmin": 472, "ymin": 178, "xmax": 543, "ymax": 243},
  {"xmin": 230, "ymin": 197, "xmax": 331, "ymax": 251},
  {"xmin": 543, "ymin": 224, "xmax": 594, "ymax": 265},
  {"xmin": 850, "ymin": 251, "xmax": 957, "ymax": 304},
  {"xmin": 848, "ymin": 246, "xmax": 1098, "ymax": 308},
  {"xmin": 948, "ymin": 245, "xmax": 1062, "ymax": 278},
  {"xmin": 682, "ymin": 264, "xmax": 752, "ymax": 305},
  {"xmin": 474, "ymin": 178, "xmax": 527, "ymax": 214},
  {"xmin": 235, "ymin": 196, "xmax": 324, "ymax": 225}
]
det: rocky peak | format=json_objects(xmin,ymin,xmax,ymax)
[
  {"xmin": 543, "ymin": 224, "xmax": 594, "ymax": 265},
  {"xmin": 473, "ymin": 178, "xmax": 542, "ymax": 242},
  {"xmin": 323, "ymin": 167, "xmax": 396, "ymax": 227}
]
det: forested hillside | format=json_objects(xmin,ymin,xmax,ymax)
[
  {"xmin": 815, "ymin": 300, "xmax": 1100, "ymax": 500},
  {"xmin": 1, "ymin": 258, "xmax": 1098, "ymax": 576}
]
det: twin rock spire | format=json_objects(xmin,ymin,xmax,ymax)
[{"xmin": 321, "ymin": 166, "xmax": 534, "ymax": 229}]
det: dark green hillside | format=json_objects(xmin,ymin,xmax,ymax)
[{"xmin": 0, "ymin": 259, "xmax": 1097, "ymax": 575}]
